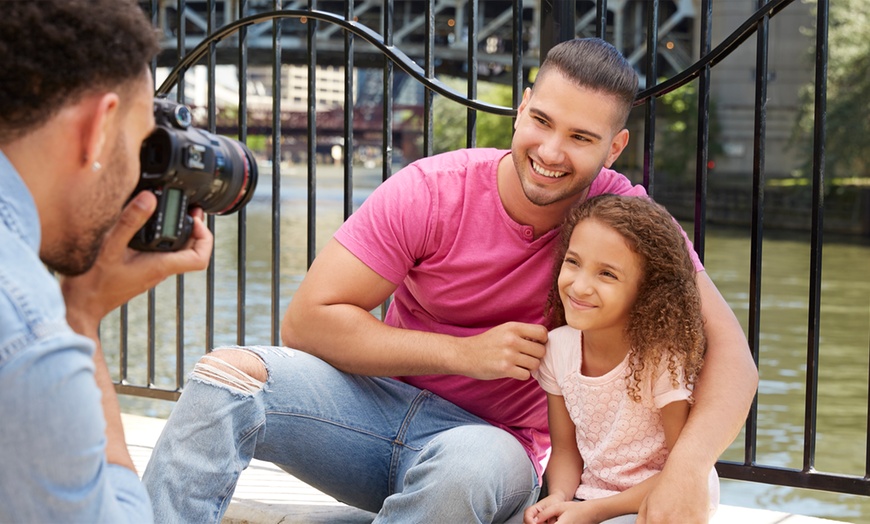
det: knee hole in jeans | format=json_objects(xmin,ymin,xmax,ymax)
[{"xmin": 190, "ymin": 348, "xmax": 268, "ymax": 394}]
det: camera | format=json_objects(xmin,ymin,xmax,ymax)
[{"xmin": 129, "ymin": 97, "xmax": 258, "ymax": 251}]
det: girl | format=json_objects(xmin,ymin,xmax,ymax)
[{"xmin": 525, "ymin": 194, "xmax": 718, "ymax": 524}]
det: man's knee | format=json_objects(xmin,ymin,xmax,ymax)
[
  {"xmin": 403, "ymin": 425, "xmax": 536, "ymax": 521},
  {"xmin": 189, "ymin": 347, "xmax": 268, "ymax": 394},
  {"xmin": 427, "ymin": 425, "xmax": 531, "ymax": 478}
]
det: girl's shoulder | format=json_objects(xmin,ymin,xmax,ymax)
[{"xmin": 548, "ymin": 325, "xmax": 581, "ymax": 346}]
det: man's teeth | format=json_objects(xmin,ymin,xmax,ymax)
[{"xmin": 532, "ymin": 160, "xmax": 565, "ymax": 178}]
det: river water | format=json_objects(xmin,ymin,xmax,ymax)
[{"xmin": 108, "ymin": 165, "xmax": 870, "ymax": 522}]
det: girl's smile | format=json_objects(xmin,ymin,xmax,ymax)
[{"xmin": 557, "ymin": 218, "xmax": 642, "ymax": 339}]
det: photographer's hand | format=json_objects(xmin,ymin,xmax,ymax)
[
  {"xmin": 61, "ymin": 190, "xmax": 214, "ymax": 329},
  {"xmin": 60, "ymin": 190, "xmax": 213, "ymax": 473}
]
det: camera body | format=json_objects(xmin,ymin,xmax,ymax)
[{"xmin": 129, "ymin": 97, "xmax": 258, "ymax": 251}]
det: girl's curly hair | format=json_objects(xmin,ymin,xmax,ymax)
[{"xmin": 544, "ymin": 194, "xmax": 706, "ymax": 402}]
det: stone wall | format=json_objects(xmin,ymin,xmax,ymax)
[{"xmin": 654, "ymin": 183, "xmax": 870, "ymax": 237}]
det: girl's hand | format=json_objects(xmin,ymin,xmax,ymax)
[
  {"xmin": 524, "ymin": 494, "xmax": 578, "ymax": 524},
  {"xmin": 526, "ymin": 497, "xmax": 613, "ymax": 524}
]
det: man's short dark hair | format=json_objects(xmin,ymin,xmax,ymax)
[
  {"xmin": 0, "ymin": 0, "xmax": 159, "ymax": 143},
  {"xmin": 536, "ymin": 38, "xmax": 639, "ymax": 129}
]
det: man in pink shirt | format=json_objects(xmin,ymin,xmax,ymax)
[{"xmin": 145, "ymin": 38, "xmax": 757, "ymax": 524}]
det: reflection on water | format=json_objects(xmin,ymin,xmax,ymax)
[
  {"xmin": 105, "ymin": 167, "xmax": 870, "ymax": 522},
  {"xmin": 700, "ymin": 227, "xmax": 870, "ymax": 522}
]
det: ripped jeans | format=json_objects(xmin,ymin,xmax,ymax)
[{"xmin": 142, "ymin": 347, "xmax": 539, "ymax": 524}]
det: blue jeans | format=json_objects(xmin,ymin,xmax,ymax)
[{"xmin": 143, "ymin": 347, "xmax": 540, "ymax": 523}]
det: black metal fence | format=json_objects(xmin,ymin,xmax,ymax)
[{"xmin": 118, "ymin": 0, "xmax": 870, "ymax": 502}]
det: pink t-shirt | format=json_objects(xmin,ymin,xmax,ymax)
[
  {"xmin": 332, "ymin": 148, "xmax": 694, "ymax": 474},
  {"xmin": 536, "ymin": 326, "xmax": 719, "ymax": 510}
]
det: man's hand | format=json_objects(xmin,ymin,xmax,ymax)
[
  {"xmin": 459, "ymin": 322, "xmax": 548, "ymax": 381},
  {"xmin": 637, "ymin": 465, "xmax": 710, "ymax": 524},
  {"xmin": 61, "ymin": 190, "xmax": 214, "ymax": 336},
  {"xmin": 57, "ymin": 190, "xmax": 212, "ymax": 474}
]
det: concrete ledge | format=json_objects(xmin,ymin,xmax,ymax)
[
  {"xmin": 221, "ymin": 500, "xmax": 846, "ymax": 524},
  {"xmin": 223, "ymin": 499, "xmax": 376, "ymax": 524},
  {"xmin": 122, "ymin": 414, "xmax": 847, "ymax": 524}
]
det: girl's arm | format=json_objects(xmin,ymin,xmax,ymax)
[
  {"xmin": 548, "ymin": 400, "xmax": 691, "ymax": 523},
  {"xmin": 543, "ymin": 393, "xmax": 585, "ymax": 500},
  {"xmin": 524, "ymin": 394, "xmax": 583, "ymax": 523}
]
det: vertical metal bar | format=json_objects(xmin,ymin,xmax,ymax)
[
  {"xmin": 343, "ymin": 1, "xmax": 355, "ymax": 221},
  {"xmin": 512, "ymin": 0, "xmax": 523, "ymax": 111},
  {"xmin": 466, "ymin": 0, "xmax": 478, "ymax": 148},
  {"xmin": 422, "ymin": 0, "xmax": 435, "ymax": 158},
  {"xmin": 147, "ymin": 290, "xmax": 156, "ymax": 386},
  {"xmin": 866, "ymin": 334, "xmax": 870, "ymax": 478},
  {"xmin": 205, "ymin": 0, "xmax": 217, "ymax": 355},
  {"xmin": 120, "ymin": 304, "xmax": 129, "ymax": 383},
  {"xmin": 174, "ymin": 278, "xmax": 186, "ymax": 378},
  {"xmin": 173, "ymin": 1, "xmax": 188, "ymax": 378},
  {"xmin": 595, "ymin": 0, "xmax": 608, "ymax": 39},
  {"xmin": 129, "ymin": 0, "xmax": 161, "ymax": 388},
  {"xmin": 693, "ymin": 0, "xmax": 712, "ymax": 262},
  {"xmin": 539, "ymin": 0, "xmax": 574, "ymax": 60},
  {"xmin": 376, "ymin": 0, "xmax": 397, "ymax": 319},
  {"xmin": 803, "ymin": 0, "xmax": 829, "ymax": 474},
  {"xmin": 236, "ymin": 0, "xmax": 249, "ymax": 346},
  {"xmin": 745, "ymin": 0, "xmax": 770, "ymax": 465},
  {"xmin": 642, "ymin": 0, "xmax": 659, "ymax": 195},
  {"xmin": 307, "ymin": 3, "xmax": 318, "ymax": 268},
  {"xmin": 271, "ymin": 0, "xmax": 283, "ymax": 345},
  {"xmin": 177, "ymin": 0, "xmax": 186, "ymax": 103},
  {"xmin": 382, "ymin": 0, "xmax": 395, "ymax": 181}
]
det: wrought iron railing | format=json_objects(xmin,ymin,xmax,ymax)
[{"xmin": 114, "ymin": 0, "xmax": 870, "ymax": 504}]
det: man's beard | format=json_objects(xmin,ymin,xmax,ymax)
[
  {"xmin": 42, "ymin": 137, "xmax": 129, "ymax": 276},
  {"xmin": 513, "ymin": 156, "xmax": 596, "ymax": 208},
  {"xmin": 43, "ymin": 224, "xmax": 112, "ymax": 276}
]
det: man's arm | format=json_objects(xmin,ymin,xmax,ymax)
[
  {"xmin": 61, "ymin": 191, "xmax": 213, "ymax": 470},
  {"xmin": 281, "ymin": 237, "xmax": 548, "ymax": 380},
  {"xmin": 638, "ymin": 271, "xmax": 758, "ymax": 523}
]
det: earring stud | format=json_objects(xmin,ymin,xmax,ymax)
[{"xmin": 92, "ymin": 161, "xmax": 102, "ymax": 172}]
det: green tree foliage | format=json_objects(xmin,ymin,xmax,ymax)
[
  {"xmin": 654, "ymin": 81, "xmax": 722, "ymax": 186},
  {"xmin": 432, "ymin": 77, "xmax": 515, "ymax": 154},
  {"xmin": 794, "ymin": 0, "xmax": 870, "ymax": 182}
]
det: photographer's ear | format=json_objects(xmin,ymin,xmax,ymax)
[{"xmin": 80, "ymin": 92, "xmax": 121, "ymax": 173}]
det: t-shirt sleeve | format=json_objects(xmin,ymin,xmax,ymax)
[
  {"xmin": 534, "ymin": 327, "xmax": 580, "ymax": 396},
  {"xmin": 333, "ymin": 165, "xmax": 435, "ymax": 285},
  {"xmin": 651, "ymin": 361, "xmax": 692, "ymax": 409},
  {"xmin": 589, "ymin": 168, "xmax": 704, "ymax": 272},
  {"xmin": 534, "ymin": 339, "xmax": 563, "ymax": 396}
]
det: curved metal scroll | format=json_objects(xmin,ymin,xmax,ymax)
[
  {"xmin": 157, "ymin": 1, "xmax": 799, "ymax": 118},
  {"xmin": 156, "ymin": 9, "xmax": 516, "ymax": 116}
]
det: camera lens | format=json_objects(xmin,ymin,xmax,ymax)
[
  {"xmin": 197, "ymin": 133, "xmax": 258, "ymax": 216},
  {"xmin": 131, "ymin": 98, "xmax": 259, "ymax": 252}
]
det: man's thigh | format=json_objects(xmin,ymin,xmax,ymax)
[{"xmin": 250, "ymin": 349, "xmax": 514, "ymax": 513}]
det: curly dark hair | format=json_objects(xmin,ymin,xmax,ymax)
[
  {"xmin": 0, "ymin": 0, "xmax": 159, "ymax": 143},
  {"xmin": 545, "ymin": 194, "xmax": 707, "ymax": 402}
]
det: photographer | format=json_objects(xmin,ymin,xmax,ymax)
[{"xmin": 0, "ymin": 1, "xmax": 213, "ymax": 522}]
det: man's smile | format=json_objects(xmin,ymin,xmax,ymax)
[{"xmin": 531, "ymin": 158, "xmax": 568, "ymax": 179}]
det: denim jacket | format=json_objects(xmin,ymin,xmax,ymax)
[{"xmin": 0, "ymin": 151, "xmax": 152, "ymax": 523}]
